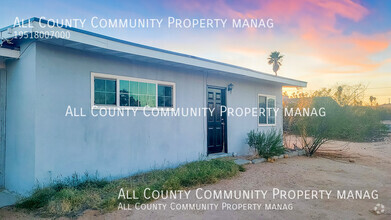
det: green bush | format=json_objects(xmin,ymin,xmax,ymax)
[
  {"xmin": 376, "ymin": 107, "xmax": 391, "ymax": 120},
  {"xmin": 284, "ymin": 97, "xmax": 388, "ymax": 143},
  {"xmin": 247, "ymin": 129, "xmax": 285, "ymax": 159},
  {"xmin": 329, "ymin": 106, "xmax": 388, "ymax": 142},
  {"xmin": 283, "ymin": 97, "xmax": 388, "ymax": 156},
  {"xmin": 16, "ymin": 159, "xmax": 240, "ymax": 217}
]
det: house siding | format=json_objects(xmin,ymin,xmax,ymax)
[
  {"xmin": 6, "ymin": 42, "xmax": 283, "ymax": 194},
  {"xmin": 0, "ymin": 68, "xmax": 6, "ymax": 188},
  {"xmin": 5, "ymin": 42, "xmax": 37, "ymax": 194}
]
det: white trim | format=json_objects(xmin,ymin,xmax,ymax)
[
  {"xmin": 0, "ymin": 48, "xmax": 20, "ymax": 59},
  {"xmin": 258, "ymin": 94, "xmax": 277, "ymax": 127},
  {"xmin": 91, "ymin": 72, "xmax": 176, "ymax": 110}
]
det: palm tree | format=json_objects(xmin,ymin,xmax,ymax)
[
  {"xmin": 369, "ymin": 96, "xmax": 376, "ymax": 106},
  {"xmin": 335, "ymin": 86, "xmax": 343, "ymax": 105},
  {"xmin": 268, "ymin": 51, "xmax": 283, "ymax": 75}
]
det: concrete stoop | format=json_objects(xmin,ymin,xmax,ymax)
[
  {"xmin": 233, "ymin": 159, "xmax": 252, "ymax": 165},
  {"xmin": 234, "ymin": 149, "xmax": 306, "ymax": 165},
  {"xmin": 206, "ymin": 152, "xmax": 232, "ymax": 160}
]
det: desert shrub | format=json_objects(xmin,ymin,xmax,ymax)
[
  {"xmin": 16, "ymin": 188, "xmax": 57, "ymax": 210},
  {"xmin": 329, "ymin": 106, "xmax": 388, "ymax": 141},
  {"xmin": 16, "ymin": 159, "xmax": 240, "ymax": 217},
  {"xmin": 294, "ymin": 97, "xmax": 336, "ymax": 156},
  {"xmin": 247, "ymin": 129, "xmax": 285, "ymax": 158},
  {"xmin": 284, "ymin": 97, "xmax": 389, "ymax": 142},
  {"xmin": 377, "ymin": 107, "xmax": 391, "ymax": 120},
  {"xmin": 284, "ymin": 83, "xmax": 389, "ymax": 142},
  {"xmin": 284, "ymin": 97, "xmax": 388, "ymax": 156}
]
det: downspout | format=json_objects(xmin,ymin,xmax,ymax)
[{"xmin": 0, "ymin": 59, "xmax": 6, "ymax": 188}]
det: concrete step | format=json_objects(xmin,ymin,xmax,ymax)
[
  {"xmin": 234, "ymin": 159, "xmax": 251, "ymax": 165},
  {"xmin": 206, "ymin": 152, "xmax": 232, "ymax": 160}
]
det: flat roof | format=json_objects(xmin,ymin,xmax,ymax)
[{"xmin": 0, "ymin": 17, "xmax": 306, "ymax": 87}]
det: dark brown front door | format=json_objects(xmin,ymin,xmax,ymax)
[{"xmin": 207, "ymin": 86, "xmax": 227, "ymax": 154}]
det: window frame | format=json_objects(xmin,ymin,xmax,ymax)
[
  {"xmin": 93, "ymin": 77, "xmax": 117, "ymax": 106},
  {"xmin": 258, "ymin": 94, "xmax": 277, "ymax": 126},
  {"xmin": 91, "ymin": 72, "xmax": 176, "ymax": 110},
  {"xmin": 157, "ymin": 84, "xmax": 174, "ymax": 108}
]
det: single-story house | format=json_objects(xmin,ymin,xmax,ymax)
[{"xmin": 0, "ymin": 18, "xmax": 306, "ymax": 195}]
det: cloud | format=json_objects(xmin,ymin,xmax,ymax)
[
  {"xmin": 168, "ymin": 0, "xmax": 389, "ymax": 75},
  {"xmin": 300, "ymin": 29, "xmax": 391, "ymax": 74},
  {"xmin": 168, "ymin": 0, "xmax": 369, "ymax": 31}
]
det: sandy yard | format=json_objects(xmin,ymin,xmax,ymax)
[{"xmin": 1, "ymin": 136, "xmax": 391, "ymax": 220}]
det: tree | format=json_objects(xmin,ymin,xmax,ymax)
[
  {"xmin": 369, "ymin": 96, "xmax": 377, "ymax": 106},
  {"xmin": 335, "ymin": 86, "xmax": 343, "ymax": 104},
  {"xmin": 268, "ymin": 51, "xmax": 283, "ymax": 75}
]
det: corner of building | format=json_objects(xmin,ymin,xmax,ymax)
[{"xmin": 4, "ymin": 41, "xmax": 37, "ymax": 195}]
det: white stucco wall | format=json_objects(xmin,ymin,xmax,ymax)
[
  {"xmin": 6, "ymin": 42, "xmax": 283, "ymax": 194},
  {"xmin": 5, "ymin": 42, "xmax": 37, "ymax": 194}
]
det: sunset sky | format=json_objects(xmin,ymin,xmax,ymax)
[{"xmin": 1, "ymin": 0, "xmax": 390, "ymax": 104}]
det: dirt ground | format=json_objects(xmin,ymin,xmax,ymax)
[{"xmin": 1, "ymin": 136, "xmax": 391, "ymax": 220}]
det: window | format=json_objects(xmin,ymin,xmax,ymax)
[
  {"xmin": 92, "ymin": 72, "xmax": 175, "ymax": 109},
  {"xmin": 267, "ymin": 98, "xmax": 276, "ymax": 124},
  {"xmin": 258, "ymin": 96, "xmax": 267, "ymax": 124},
  {"xmin": 120, "ymin": 80, "xmax": 156, "ymax": 107},
  {"xmin": 94, "ymin": 78, "xmax": 116, "ymax": 105},
  {"xmin": 258, "ymin": 94, "xmax": 276, "ymax": 125},
  {"xmin": 158, "ymin": 85, "xmax": 173, "ymax": 107}
]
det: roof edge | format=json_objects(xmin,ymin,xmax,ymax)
[{"xmin": 1, "ymin": 17, "xmax": 307, "ymax": 87}]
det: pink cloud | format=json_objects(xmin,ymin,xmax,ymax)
[
  {"xmin": 167, "ymin": 0, "xmax": 390, "ymax": 75},
  {"xmin": 168, "ymin": 0, "xmax": 369, "ymax": 32}
]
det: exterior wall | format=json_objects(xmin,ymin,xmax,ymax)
[
  {"xmin": 0, "ymin": 68, "xmax": 6, "ymax": 188},
  {"xmin": 34, "ymin": 42, "xmax": 206, "ymax": 186},
  {"xmin": 5, "ymin": 42, "xmax": 37, "ymax": 194},
  {"xmin": 206, "ymin": 74, "xmax": 283, "ymax": 155},
  {"xmin": 6, "ymin": 42, "xmax": 283, "ymax": 194}
]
